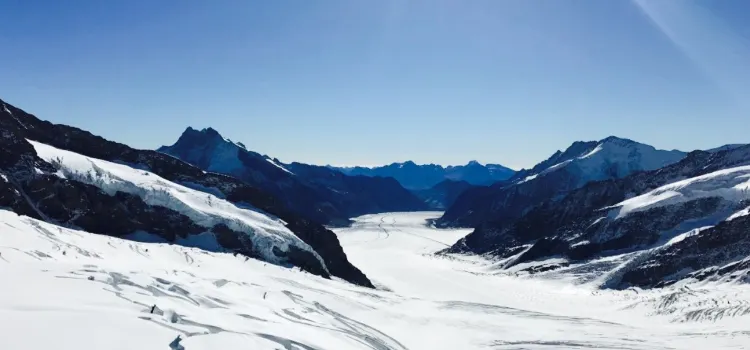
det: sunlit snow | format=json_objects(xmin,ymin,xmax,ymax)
[
  {"xmin": 612, "ymin": 165, "xmax": 750, "ymax": 219},
  {"xmin": 1, "ymin": 211, "xmax": 748, "ymax": 349},
  {"xmin": 27, "ymin": 139, "xmax": 324, "ymax": 269}
]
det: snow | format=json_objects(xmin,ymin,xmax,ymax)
[
  {"xmin": 1, "ymin": 210, "xmax": 750, "ymax": 349},
  {"xmin": 27, "ymin": 139, "xmax": 324, "ymax": 269},
  {"xmin": 518, "ymin": 173, "xmax": 538, "ymax": 183},
  {"xmin": 521, "ymin": 138, "xmax": 685, "ymax": 187},
  {"xmin": 264, "ymin": 157, "xmax": 294, "ymax": 175},
  {"xmin": 612, "ymin": 165, "xmax": 750, "ymax": 219},
  {"xmin": 727, "ymin": 206, "xmax": 750, "ymax": 221},
  {"xmin": 579, "ymin": 144, "xmax": 604, "ymax": 159},
  {"xmin": 568, "ymin": 139, "xmax": 685, "ymax": 186}
]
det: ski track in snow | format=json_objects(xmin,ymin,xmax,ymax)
[{"xmin": 1, "ymin": 211, "xmax": 749, "ymax": 349}]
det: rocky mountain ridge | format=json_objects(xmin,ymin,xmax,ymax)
[
  {"xmin": 438, "ymin": 136, "xmax": 687, "ymax": 228},
  {"xmin": 335, "ymin": 160, "xmax": 515, "ymax": 190},
  {"xmin": 445, "ymin": 143, "xmax": 750, "ymax": 289},
  {"xmin": 0, "ymin": 98, "xmax": 373, "ymax": 288},
  {"xmin": 159, "ymin": 127, "xmax": 428, "ymax": 226}
]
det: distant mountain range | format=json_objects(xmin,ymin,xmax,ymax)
[
  {"xmin": 333, "ymin": 161, "xmax": 515, "ymax": 190},
  {"xmin": 158, "ymin": 127, "xmax": 428, "ymax": 226}
]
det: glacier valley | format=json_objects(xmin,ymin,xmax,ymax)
[{"xmin": 1, "ymin": 211, "xmax": 748, "ymax": 349}]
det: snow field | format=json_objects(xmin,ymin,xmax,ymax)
[{"xmin": 1, "ymin": 211, "xmax": 749, "ymax": 349}]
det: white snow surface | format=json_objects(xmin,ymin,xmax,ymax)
[
  {"xmin": 2, "ymin": 211, "xmax": 749, "ymax": 349},
  {"xmin": 264, "ymin": 157, "xmax": 295, "ymax": 175},
  {"xmin": 612, "ymin": 165, "xmax": 750, "ymax": 219},
  {"xmin": 524, "ymin": 138, "xmax": 685, "ymax": 187},
  {"xmin": 27, "ymin": 140, "xmax": 324, "ymax": 269}
]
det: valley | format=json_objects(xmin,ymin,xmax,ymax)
[
  {"xmin": 4, "ymin": 2, "xmax": 750, "ymax": 348},
  {"xmin": 2, "ymin": 211, "xmax": 748, "ymax": 349}
]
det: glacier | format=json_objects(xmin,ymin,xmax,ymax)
[{"xmin": 1, "ymin": 211, "xmax": 749, "ymax": 349}]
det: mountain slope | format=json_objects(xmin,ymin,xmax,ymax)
[
  {"xmin": 0, "ymin": 98, "xmax": 372, "ymax": 287},
  {"xmin": 159, "ymin": 127, "xmax": 427, "ymax": 226},
  {"xmin": 438, "ymin": 136, "xmax": 686, "ymax": 228},
  {"xmin": 445, "ymin": 144, "xmax": 750, "ymax": 289},
  {"xmin": 413, "ymin": 179, "xmax": 479, "ymax": 210},
  {"xmin": 336, "ymin": 160, "xmax": 515, "ymax": 190}
]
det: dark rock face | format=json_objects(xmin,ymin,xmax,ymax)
[
  {"xmin": 620, "ymin": 212, "xmax": 750, "ymax": 288},
  {"xmin": 0, "ymin": 98, "xmax": 372, "ymax": 288},
  {"xmin": 335, "ymin": 160, "xmax": 515, "ymax": 190},
  {"xmin": 159, "ymin": 128, "xmax": 428, "ymax": 227},
  {"xmin": 439, "ymin": 167, "xmax": 582, "ymax": 228},
  {"xmin": 285, "ymin": 162, "xmax": 429, "ymax": 224},
  {"xmin": 283, "ymin": 215, "xmax": 372, "ymax": 287},
  {"xmin": 413, "ymin": 180, "xmax": 479, "ymax": 210},
  {"xmin": 444, "ymin": 143, "xmax": 750, "ymax": 288}
]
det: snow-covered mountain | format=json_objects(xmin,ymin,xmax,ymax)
[
  {"xmin": 445, "ymin": 143, "xmax": 750, "ymax": 289},
  {"xmin": 334, "ymin": 160, "xmax": 515, "ymax": 190},
  {"xmin": 438, "ymin": 136, "xmax": 687, "ymax": 228},
  {"xmin": 159, "ymin": 127, "xmax": 428, "ymax": 226},
  {"xmin": 0, "ymin": 98, "xmax": 372, "ymax": 287}
]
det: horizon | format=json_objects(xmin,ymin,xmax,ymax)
[
  {"xmin": 2, "ymin": 1, "xmax": 750, "ymax": 169},
  {"xmin": 2, "ymin": 97, "xmax": 736, "ymax": 170}
]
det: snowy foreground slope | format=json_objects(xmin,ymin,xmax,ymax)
[
  {"xmin": 2, "ymin": 211, "xmax": 750, "ymax": 349},
  {"xmin": 27, "ymin": 140, "xmax": 326, "ymax": 271}
]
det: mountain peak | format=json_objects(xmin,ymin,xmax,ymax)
[
  {"xmin": 180, "ymin": 126, "xmax": 222, "ymax": 138},
  {"xmin": 466, "ymin": 160, "xmax": 482, "ymax": 166},
  {"xmin": 599, "ymin": 135, "xmax": 638, "ymax": 146},
  {"xmin": 170, "ymin": 127, "xmax": 233, "ymax": 149}
]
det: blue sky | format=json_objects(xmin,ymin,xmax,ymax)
[{"xmin": 2, "ymin": 1, "xmax": 749, "ymax": 169}]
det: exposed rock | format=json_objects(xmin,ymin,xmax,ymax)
[
  {"xmin": 159, "ymin": 127, "xmax": 428, "ymax": 226},
  {"xmin": 438, "ymin": 136, "xmax": 686, "ymax": 228},
  {"xmin": 0, "ymin": 98, "xmax": 369, "ymax": 287},
  {"xmin": 334, "ymin": 160, "xmax": 515, "ymax": 190},
  {"xmin": 413, "ymin": 179, "xmax": 478, "ymax": 210}
]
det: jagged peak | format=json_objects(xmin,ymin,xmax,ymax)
[{"xmin": 174, "ymin": 126, "xmax": 234, "ymax": 147}]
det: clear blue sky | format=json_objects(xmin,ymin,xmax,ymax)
[{"xmin": 2, "ymin": 1, "xmax": 749, "ymax": 169}]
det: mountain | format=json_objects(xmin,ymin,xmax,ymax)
[
  {"xmin": 413, "ymin": 180, "xmax": 479, "ymax": 210},
  {"xmin": 444, "ymin": 143, "xmax": 750, "ymax": 288},
  {"xmin": 158, "ymin": 127, "xmax": 427, "ymax": 226},
  {"xmin": 0, "ymin": 98, "xmax": 372, "ymax": 288},
  {"xmin": 437, "ymin": 136, "xmax": 687, "ymax": 228},
  {"xmin": 335, "ymin": 161, "xmax": 515, "ymax": 190}
]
